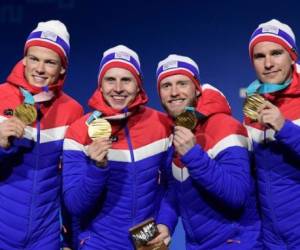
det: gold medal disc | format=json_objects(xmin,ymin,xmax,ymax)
[
  {"xmin": 88, "ymin": 118, "xmax": 112, "ymax": 140},
  {"xmin": 243, "ymin": 94, "xmax": 266, "ymax": 121},
  {"xmin": 175, "ymin": 111, "xmax": 198, "ymax": 130},
  {"xmin": 14, "ymin": 104, "xmax": 37, "ymax": 125}
]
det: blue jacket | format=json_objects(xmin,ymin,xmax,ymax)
[
  {"xmin": 158, "ymin": 84, "xmax": 262, "ymax": 250},
  {"xmin": 245, "ymin": 66, "xmax": 300, "ymax": 249},
  {"xmin": 63, "ymin": 85, "xmax": 172, "ymax": 249},
  {"xmin": 0, "ymin": 61, "xmax": 83, "ymax": 249}
]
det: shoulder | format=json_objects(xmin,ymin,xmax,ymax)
[
  {"xmin": 58, "ymin": 92, "xmax": 83, "ymax": 110},
  {"xmin": 138, "ymin": 106, "xmax": 173, "ymax": 131},
  {"xmin": 207, "ymin": 113, "xmax": 246, "ymax": 135},
  {"xmin": 65, "ymin": 113, "xmax": 91, "ymax": 144},
  {"xmin": 0, "ymin": 82, "xmax": 19, "ymax": 97},
  {"xmin": 56, "ymin": 92, "xmax": 84, "ymax": 120}
]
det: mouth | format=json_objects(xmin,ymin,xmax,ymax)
[
  {"xmin": 32, "ymin": 75, "xmax": 47, "ymax": 83},
  {"xmin": 111, "ymin": 95, "xmax": 127, "ymax": 101},
  {"xmin": 263, "ymin": 70, "xmax": 280, "ymax": 76},
  {"xmin": 168, "ymin": 98, "xmax": 185, "ymax": 104}
]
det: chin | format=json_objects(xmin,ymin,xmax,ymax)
[
  {"xmin": 29, "ymin": 82, "xmax": 47, "ymax": 87},
  {"xmin": 168, "ymin": 109, "xmax": 183, "ymax": 117}
]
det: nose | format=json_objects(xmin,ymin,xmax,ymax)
[
  {"xmin": 170, "ymin": 85, "xmax": 179, "ymax": 97},
  {"xmin": 114, "ymin": 80, "xmax": 123, "ymax": 93},
  {"xmin": 264, "ymin": 55, "xmax": 273, "ymax": 69},
  {"xmin": 35, "ymin": 62, "xmax": 45, "ymax": 74}
]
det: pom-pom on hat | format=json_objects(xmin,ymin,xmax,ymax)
[
  {"xmin": 249, "ymin": 19, "xmax": 297, "ymax": 61},
  {"xmin": 156, "ymin": 54, "xmax": 201, "ymax": 91},
  {"xmin": 98, "ymin": 45, "xmax": 142, "ymax": 86},
  {"xmin": 24, "ymin": 20, "xmax": 70, "ymax": 67}
]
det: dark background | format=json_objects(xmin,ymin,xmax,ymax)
[{"xmin": 0, "ymin": 1, "xmax": 298, "ymax": 248}]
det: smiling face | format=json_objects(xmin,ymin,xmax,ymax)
[
  {"xmin": 252, "ymin": 41, "xmax": 294, "ymax": 84},
  {"xmin": 100, "ymin": 67, "xmax": 140, "ymax": 110},
  {"xmin": 23, "ymin": 46, "xmax": 65, "ymax": 87},
  {"xmin": 159, "ymin": 74, "xmax": 200, "ymax": 117}
]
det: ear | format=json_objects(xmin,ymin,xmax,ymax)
[
  {"xmin": 196, "ymin": 89, "xmax": 200, "ymax": 97},
  {"xmin": 22, "ymin": 57, "xmax": 26, "ymax": 66},
  {"xmin": 60, "ymin": 67, "xmax": 66, "ymax": 75}
]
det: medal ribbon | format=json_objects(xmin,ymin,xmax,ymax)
[
  {"xmin": 20, "ymin": 87, "xmax": 35, "ymax": 105},
  {"xmin": 86, "ymin": 110, "xmax": 102, "ymax": 125},
  {"xmin": 246, "ymin": 79, "xmax": 292, "ymax": 95},
  {"xmin": 185, "ymin": 106, "xmax": 204, "ymax": 119},
  {"xmin": 20, "ymin": 87, "xmax": 55, "ymax": 104}
]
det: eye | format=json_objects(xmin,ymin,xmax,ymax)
[
  {"xmin": 272, "ymin": 50, "xmax": 283, "ymax": 56},
  {"xmin": 28, "ymin": 56, "xmax": 38, "ymax": 62},
  {"xmin": 178, "ymin": 81, "xmax": 187, "ymax": 86},
  {"xmin": 104, "ymin": 77, "xmax": 116, "ymax": 82},
  {"xmin": 160, "ymin": 82, "xmax": 171, "ymax": 89},
  {"xmin": 45, "ymin": 60, "xmax": 58, "ymax": 66},
  {"xmin": 253, "ymin": 53, "xmax": 265, "ymax": 59},
  {"xmin": 121, "ymin": 77, "xmax": 132, "ymax": 83}
]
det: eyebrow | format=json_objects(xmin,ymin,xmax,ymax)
[
  {"xmin": 254, "ymin": 48, "xmax": 285, "ymax": 56},
  {"xmin": 27, "ymin": 54, "xmax": 60, "ymax": 62},
  {"xmin": 177, "ymin": 80, "xmax": 190, "ymax": 84}
]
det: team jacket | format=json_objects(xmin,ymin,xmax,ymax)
[
  {"xmin": 0, "ymin": 61, "xmax": 83, "ymax": 250},
  {"xmin": 158, "ymin": 84, "xmax": 262, "ymax": 250},
  {"xmin": 63, "ymin": 85, "xmax": 172, "ymax": 249},
  {"xmin": 244, "ymin": 64, "xmax": 300, "ymax": 249}
]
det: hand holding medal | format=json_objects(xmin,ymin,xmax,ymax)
[
  {"xmin": 86, "ymin": 111, "xmax": 112, "ymax": 167},
  {"xmin": 174, "ymin": 107, "xmax": 198, "ymax": 130},
  {"xmin": 14, "ymin": 87, "xmax": 37, "ymax": 125},
  {"xmin": 88, "ymin": 118, "xmax": 112, "ymax": 141},
  {"xmin": 0, "ymin": 117, "xmax": 26, "ymax": 148},
  {"xmin": 14, "ymin": 104, "xmax": 37, "ymax": 125},
  {"xmin": 129, "ymin": 218, "xmax": 168, "ymax": 250},
  {"xmin": 173, "ymin": 107, "xmax": 198, "ymax": 156},
  {"xmin": 243, "ymin": 94, "xmax": 266, "ymax": 121}
]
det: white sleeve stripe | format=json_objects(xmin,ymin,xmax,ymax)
[
  {"xmin": 63, "ymin": 136, "xmax": 172, "ymax": 162},
  {"xmin": 0, "ymin": 115, "xmax": 68, "ymax": 143},
  {"xmin": 63, "ymin": 138, "xmax": 88, "ymax": 155},
  {"xmin": 207, "ymin": 134, "xmax": 249, "ymax": 159}
]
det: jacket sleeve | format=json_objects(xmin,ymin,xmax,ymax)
[
  {"xmin": 63, "ymin": 138, "xmax": 109, "ymax": 217},
  {"xmin": 156, "ymin": 147, "xmax": 179, "ymax": 235},
  {"xmin": 275, "ymin": 120, "xmax": 300, "ymax": 159},
  {"xmin": 0, "ymin": 136, "xmax": 34, "ymax": 161},
  {"xmin": 0, "ymin": 145, "xmax": 19, "ymax": 160},
  {"xmin": 181, "ymin": 139, "xmax": 250, "ymax": 210}
]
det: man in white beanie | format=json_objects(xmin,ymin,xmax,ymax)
[
  {"xmin": 0, "ymin": 20, "xmax": 83, "ymax": 249},
  {"xmin": 150, "ymin": 54, "xmax": 262, "ymax": 249},
  {"xmin": 245, "ymin": 19, "xmax": 300, "ymax": 249},
  {"xmin": 62, "ymin": 45, "xmax": 172, "ymax": 249}
]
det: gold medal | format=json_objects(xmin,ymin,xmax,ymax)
[
  {"xmin": 175, "ymin": 110, "xmax": 198, "ymax": 130},
  {"xmin": 14, "ymin": 103, "xmax": 37, "ymax": 125},
  {"xmin": 88, "ymin": 118, "xmax": 112, "ymax": 140},
  {"xmin": 243, "ymin": 94, "xmax": 266, "ymax": 121}
]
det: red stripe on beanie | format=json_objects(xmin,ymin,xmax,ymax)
[
  {"xmin": 24, "ymin": 40, "xmax": 68, "ymax": 68},
  {"xmin": 249, "ymin": 36, "xmax": 298, "ymax": 61},
  {"xmin": 98, "ymin": 61, "xmax": 142, "ymax": 87},
  {"xmin": 157, "ymin": 69, "xmax": 201, "ymax": 93}
]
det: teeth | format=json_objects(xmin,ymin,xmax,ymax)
[
  {"xmin": 112, "ymin": 96, "xmax": 126, "ymax": 100},
  {"xmin": 170, "ymin": 99, "xmax": 184, "ymax": 104},
  {"xmin": 33, "ymin": 76, "xmax": 46, "ymax": 82}
]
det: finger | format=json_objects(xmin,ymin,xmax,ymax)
[
  {"xmin": 93, "ymin": 150, "xmax": 109, "ymax": 162},
  {"xmin": 147, "ymin": 234, "xmax": 165, "ymax": 245},
  {"xmin": 164, "ymin": 236, "xmax": 171, "ymax": 246},
  {"xmin": 8, "ymin": 117, "xmax": 26, "ymax": 128}
]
